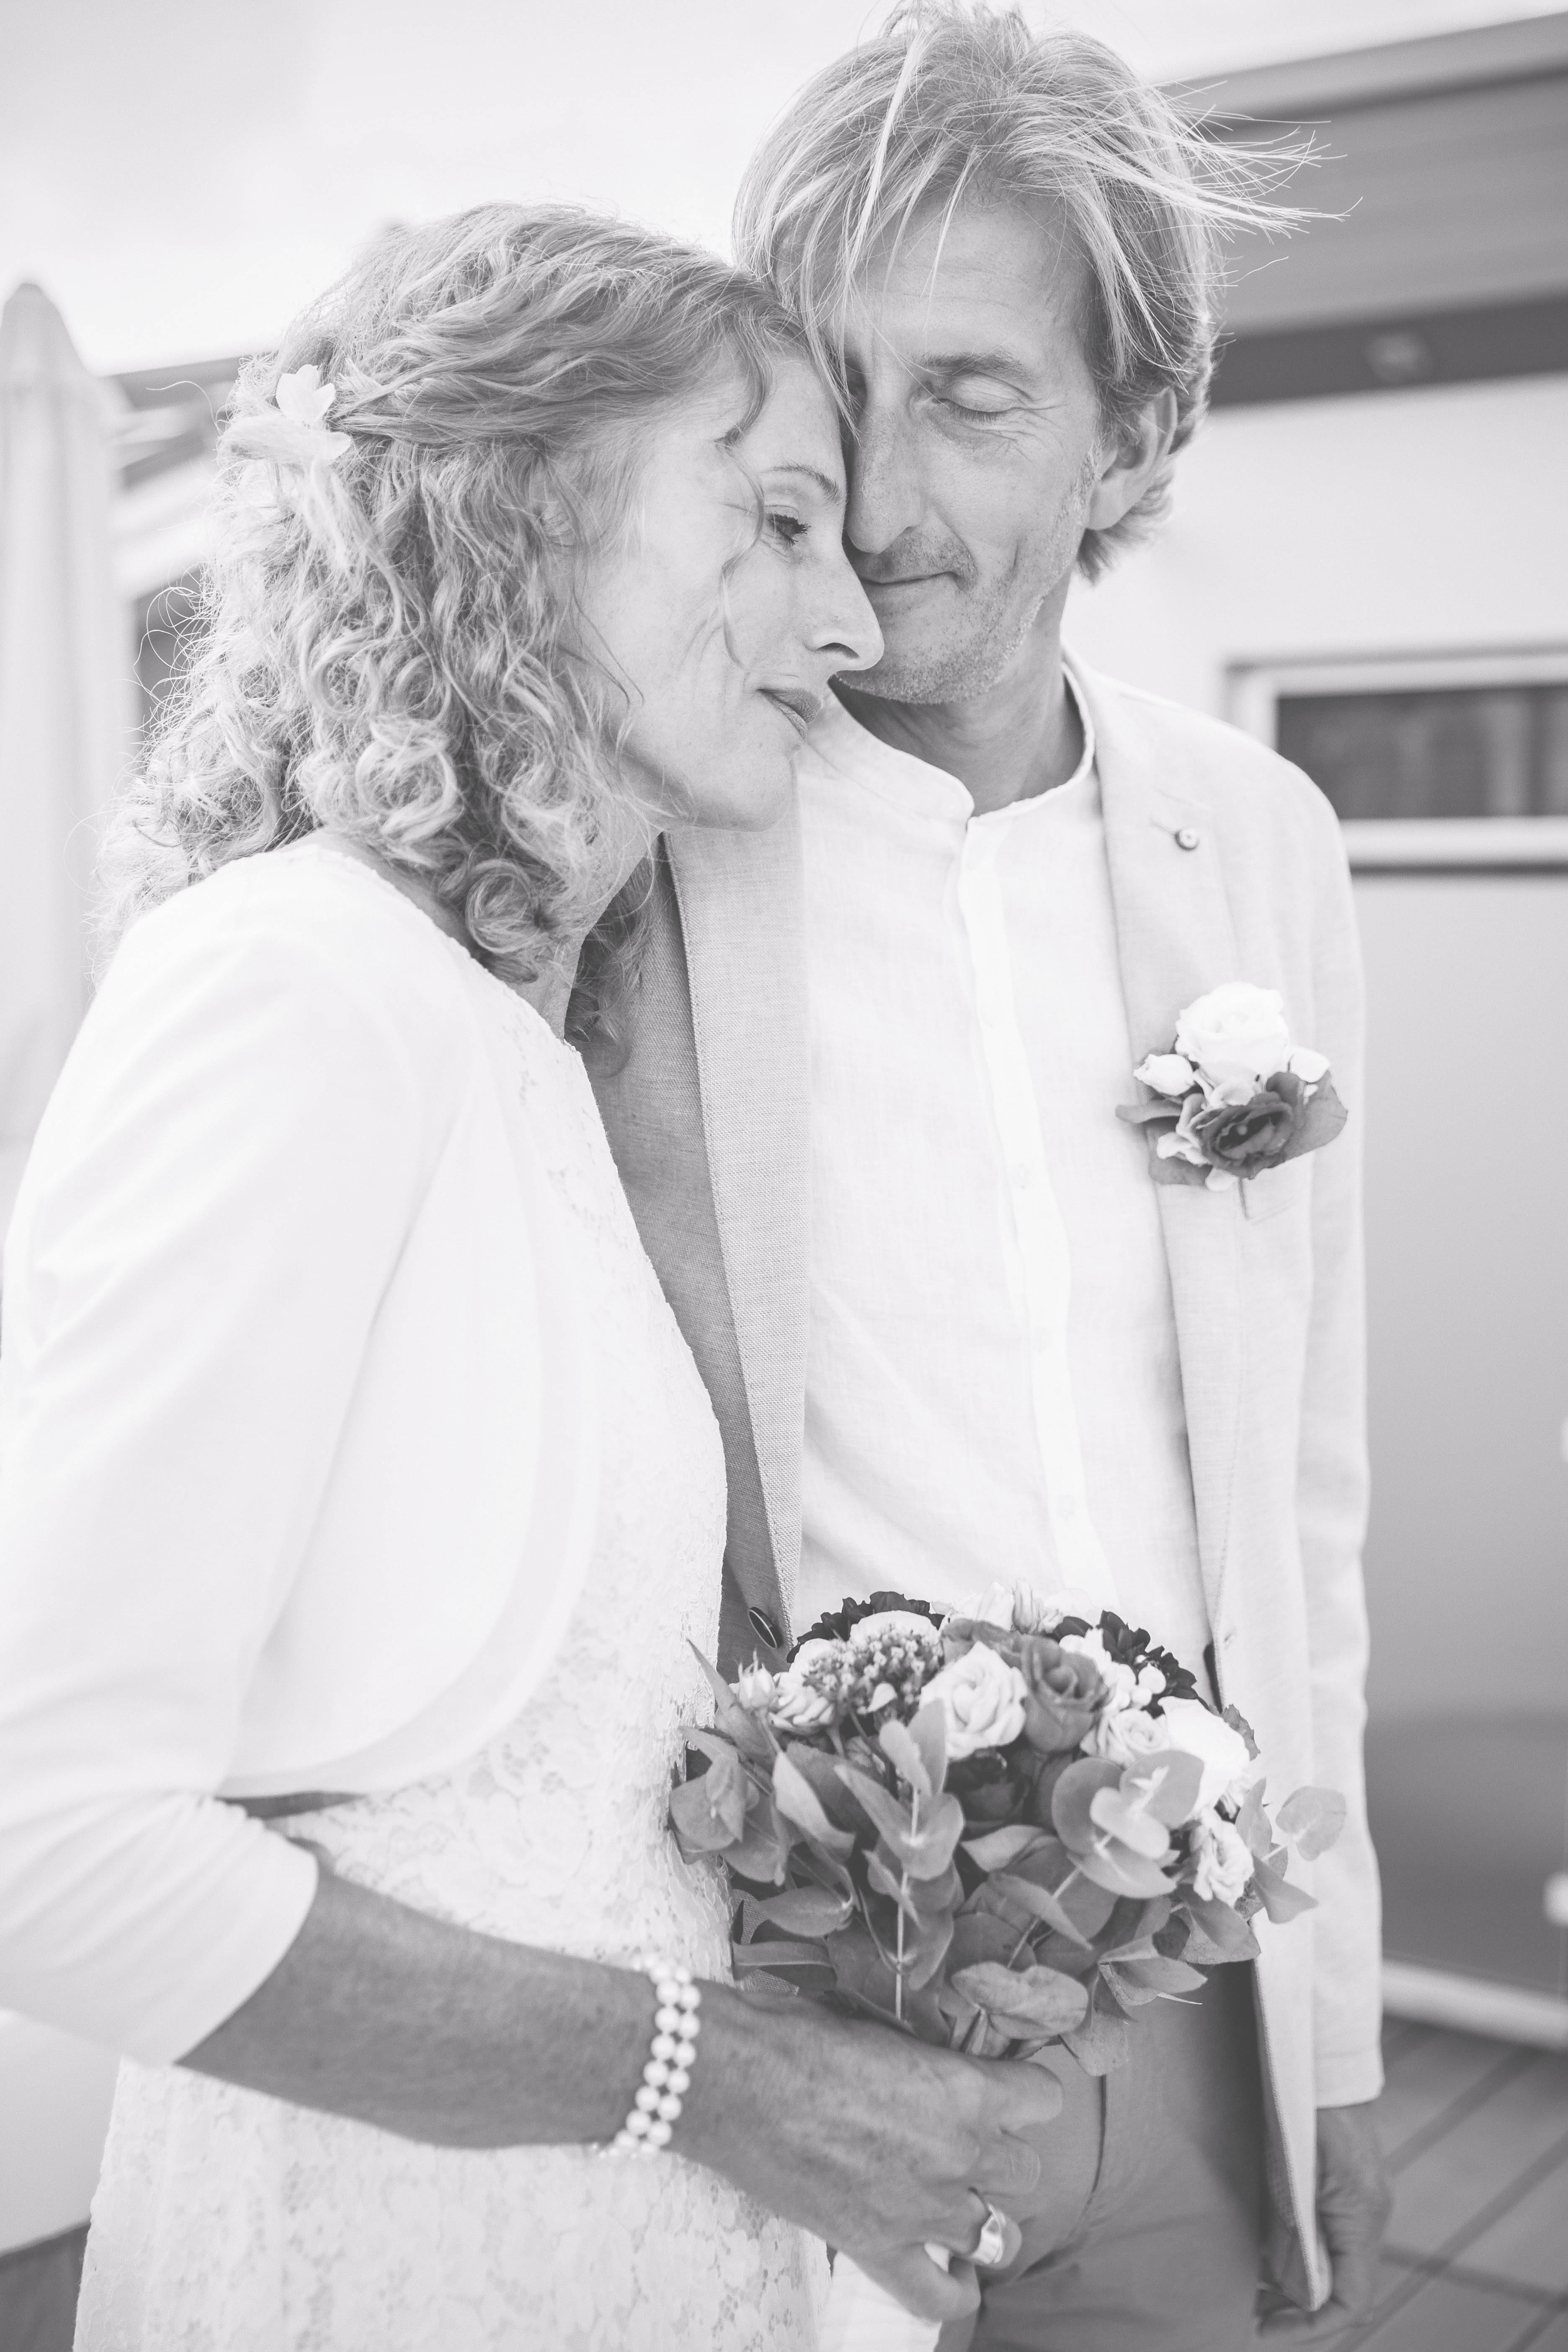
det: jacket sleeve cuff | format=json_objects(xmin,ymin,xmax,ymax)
[{"xmin": 1316, "ymin": 2046, "xmax": 1385, "ymax": 2109}]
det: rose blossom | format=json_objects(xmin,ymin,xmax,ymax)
[
  {"xmin": 1192, "ymin": 1073, "xmax": 1309, "ymax": 1178},
  {"xmin": 734, "ymin": 1664, "xmax": 776, "ymax": 1711},
  {"xmin": 1288, "ymin": 1045, "xmax": 1329, "ymax": 1085},
  {"xmin": 1134, "ymin": 1051, "xmax": 1199, "ymax": 1099},
  {"xmin": 1153, "ymin": 1698, "xmax": 1256, "ymax": 1811},
  {"xmin": 922, "ymin": 1643, "xmax": 1028, "ymax": 1759},
  {"xmin": 1083, "ymin": 1701, "xmax": 1169, "ymax": 1765},
  {"xmin": 1175, "ymin": 983, "xmax": 1292, "ymax": 1092},
  {"xmin": 1190, "ymin": 1809, "xmax": 1254, "ymax": 1906},
  {"xmin": 1155, "ymin": 1092, "xmax": 1210, "ymax": 1169},
  {"xmin": 768, "ymin": 1638, "xmax": 841, "ymax": 1730}
]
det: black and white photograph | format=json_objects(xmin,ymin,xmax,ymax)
[{"xmin": 0, "ymin": 2, "xmax": 1565, "ymax": 2347}]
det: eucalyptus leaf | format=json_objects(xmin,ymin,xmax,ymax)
[
  {"xmin": 772, "ymin": 1751, "xmax": 855, "ymax": 1859},
  {"xmin": 1251, "ymin": 1853, "xmax": 1317, "ymax": 1924},
  {"xmin": 669, "ymin": 1747, "xmax": 748, "ymax": 1853},
  {"xmin": 750, "ymin": 1885, "xmax": 854, "ymax": 1937},
  {"xmin": 879, "ymin": 1716, "xmax": 932, "ymax": 1800},
  {"xmin": 962, "ymin": 1823, "xmax": 1050, "ymax": 1871},
  {"xmin": 1063, "ymin": 1999, "xmax": 1133, "ymax": 2076},
  {"xmin": 1234, "ymin": 1779, "xmax": 1273, "ymax": 1860},
  {"xmin": 1276, "ymin": 1785, "xmax": 1347, "ymax": 1861},
  {"xmin": 986, "ymin": 1872, "xmax": 1092, "ymax": 1948},
  {"xmin": 686, "ymin": 1641, "xmax": 776, "ymax": 1763},
  {"xmin": 950, "ymin": 1962, "xmax": 1089, "ymax": 2036}
]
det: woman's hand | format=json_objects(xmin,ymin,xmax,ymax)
[{"xmin": 675, "ymin": 1987, "xmax": 1059, "ymax": 2324}]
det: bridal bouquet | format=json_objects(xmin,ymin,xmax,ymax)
[{"xmin": 671, "ymin": 1584, "xmax": 1344, "ymax": 2349}]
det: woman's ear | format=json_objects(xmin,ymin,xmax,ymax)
[{"xmin": 1085, "ymin": 388, "xmax": 1179, "ymax": 532}]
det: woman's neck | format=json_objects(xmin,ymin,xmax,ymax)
[{"xmin": 312, "ymin": 830, "xmax": 592, "ymax": 1041}]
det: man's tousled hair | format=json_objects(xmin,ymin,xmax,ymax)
[{"xmin": 735, "ymin": 2, "xmax": 1302, "ymax": 580}]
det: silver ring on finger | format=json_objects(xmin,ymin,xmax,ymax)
[{"xmin": 968, "ymin": 2196, "xmax": 1010, "ymax": 2269}]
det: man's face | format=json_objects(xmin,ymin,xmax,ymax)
[{"xmin": 838, "ymin": 194, "xmax": 1105, "ymax": 703}]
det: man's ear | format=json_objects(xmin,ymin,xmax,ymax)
[{"xmin": 1085, "ymin": 389, "xmax": 1179, "ymax": 532}]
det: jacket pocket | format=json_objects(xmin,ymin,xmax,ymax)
[{"xmin": 1242, "ymin": 1158, "xmax": 1313, "ymax": 1223}]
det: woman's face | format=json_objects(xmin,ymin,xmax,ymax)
[{"xmin": 577, "ymin": 353, "xmax": 882, "ymax": 832}]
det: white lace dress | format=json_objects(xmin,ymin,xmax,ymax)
[{"xmin": 75, "ymin": 928, "xmax": 826, "ymax": 2352}]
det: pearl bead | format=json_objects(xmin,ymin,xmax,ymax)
[
  {"xmin": 651, "ymin": 2033, "xmax": 677, "ymax": 2062},
  {"xmin": 657, "ymin": 2093, "xmax": 682, "ymax": 2122},
  {"xmin": 655, "ymin": 2005, "xmax": 683, "ymax": 2033},
  {"xmin": 634, "ymin": 2085, "xmax": 660, "ymax": 2113},
  {"xmin": 626, "ymin": 2112, "xmax": 651, "ymax": 2138},
  {"xmin": 665, "ymin": 2068, "xmax": 690, "ymax": 2096},
  {"xmin": 646, "ymin": 2118, "xmax": 673, "ymax": 2147}
]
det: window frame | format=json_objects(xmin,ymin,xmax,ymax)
[{"xmin": 1226, "ymin": 647, "xmax": 1568, "ymax": 872}]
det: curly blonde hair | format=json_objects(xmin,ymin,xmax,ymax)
[
  {"xmin": 735, "ymin": 2, "xmax": 1305, "ymax": 580},
  {"xmin": 102, "ymin": 204, "xmax": 808, "ymax": 1013}
]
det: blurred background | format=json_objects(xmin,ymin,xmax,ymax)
[{"xmin": 1, "ymin": 1, "xmax": 1565, "ymax": 2342}]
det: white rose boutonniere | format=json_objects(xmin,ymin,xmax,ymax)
[{"xmin": 1119, "ymin": 980, "xmax": 1347, "ymax": 1192}]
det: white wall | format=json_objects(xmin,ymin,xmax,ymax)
[{"xmin": 1066, "ymin": 374, "xmax": 1568, "ymax": 719}]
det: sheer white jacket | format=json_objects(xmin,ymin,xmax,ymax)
[{"xmin": 0, "ymin": 846, "xmax": 596, "ymax": 2063}]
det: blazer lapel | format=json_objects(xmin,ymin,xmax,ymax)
[
  {"xmin": 665, "ymin": 804, "xmax": 811, "ymax": 1632},
  {"xmin": 1081, "ymin": 662, "xmax": 1247, "ymax": 1638}
]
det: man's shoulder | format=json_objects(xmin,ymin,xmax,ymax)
[{"xmin": 1076, "ymin": 660, "xmax": 1341, "ymax": 854}]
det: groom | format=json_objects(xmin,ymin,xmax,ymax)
[{"xmin": 587, "ymin": 5, "xmax": 1389, "ymax": 2343}]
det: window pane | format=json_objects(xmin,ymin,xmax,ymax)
[{"xmin": 1277, "ymin": 684, "xmax": 1568, "ymax": 820}]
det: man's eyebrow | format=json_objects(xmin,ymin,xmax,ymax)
[
  {"xmin": 916, "ymin": 350, "xmax": 1032, "ymax": 382},
  {"xmin": 762, "ymin": 461, "xmax": 845, "ymax": 499}
]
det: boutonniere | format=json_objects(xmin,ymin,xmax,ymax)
[{"xmin": 1117, "ymin": 981, "xmax": 1348, "ymax": 1192}]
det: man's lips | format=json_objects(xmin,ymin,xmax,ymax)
[
  {"xmin": 758, "ymin": 686, "xmax": 823, "ymax": 736},
  {"xmin": 857, "ymin": 570, "xmax": 950, "ymax": 593}
]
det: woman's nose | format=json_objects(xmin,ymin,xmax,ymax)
[{"xmin": 812, "ymin": 550, "xmax": 883, "ymax": 676}]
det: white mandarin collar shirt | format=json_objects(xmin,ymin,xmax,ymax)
[{"xmin": 796, "ymin": 665, "xmax": 1212, "ymax": 1680}]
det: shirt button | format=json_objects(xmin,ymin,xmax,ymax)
[
  {"xmin": 1176, "ymin": 826, "xmax": 1200, "ymax": 851},
  {"xmin": 1013, "ymin": 1166, "xmax": 1032, "ymax": 1189}
]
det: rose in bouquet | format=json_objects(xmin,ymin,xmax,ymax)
[
  {"xmin": 1117, "ymin": 980, "xmax": 1347, "ymax": 1192},
  {"xmin": 673, "ymin": 1582, "xmax": 1344, "ymax": 2078}
]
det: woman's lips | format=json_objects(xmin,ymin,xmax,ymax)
[{"xmin": 758, "ymin": 686, "xmax": 823, "ymax": 736}]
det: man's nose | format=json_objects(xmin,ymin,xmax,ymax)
[{"xmin": 845, "ymin": 405, "xmax": 922, "ymax": 557}]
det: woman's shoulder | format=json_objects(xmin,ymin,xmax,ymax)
[{"xmin": 108, "ymin": 841, "xmax": 482, "ymax": 1070}]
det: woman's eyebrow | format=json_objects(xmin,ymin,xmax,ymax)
[{"xmin": 763, "ymin": 461, "xmax": 844, "ymax": 500}]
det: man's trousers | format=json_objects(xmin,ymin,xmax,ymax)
[{"xmin": 946, "ymin": 1963, "xmax": 1265, "ymax": 2352}]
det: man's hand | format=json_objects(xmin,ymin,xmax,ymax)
[
  {"xmin": 678, "ymin": 1986, "xmax": 1062, "ymax": 2324},
  {"xmin": 1258, "ymin": 2102, "xmax": 1392, "ymax": 2336}
]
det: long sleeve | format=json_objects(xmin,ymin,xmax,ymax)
[
  {"xmin": 1295, "ymin": 792, "xmax": 1383, "ymax": 2110},
  {"xmin": 0, "ymin": 871, "xmax": 436, "ymax": 2063}
]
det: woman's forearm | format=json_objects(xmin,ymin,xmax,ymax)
[
  {"xmin": 182, "ymin": 1867, "xmax": 655, "ymax": 2147},
  {"xmin": 182, "ymin": 1852, "xmax": 1063, "ymax": 2328}
]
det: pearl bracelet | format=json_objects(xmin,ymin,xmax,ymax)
[{"xmin": 609, "ymin": 1957, "xmax": 701, "ymax": 2156}]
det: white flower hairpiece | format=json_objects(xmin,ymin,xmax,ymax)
[{"xmin": 227, "ymin": 363, "xmax": 353, "ymax": 469}]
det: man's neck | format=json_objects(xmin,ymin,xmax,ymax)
[{"xmin": 836, "ymin": 613, "xmax": 1082, "ymax": 818}]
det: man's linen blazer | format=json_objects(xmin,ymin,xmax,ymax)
[{"xmin": 588, "ymin": 658, "xmax": 1382, "ymax": 2309}]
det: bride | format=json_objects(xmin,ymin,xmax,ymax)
[{"xmin": 0, "ymin": 206, "xmax": 1055, "ymax": 2348}]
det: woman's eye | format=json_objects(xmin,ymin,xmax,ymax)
[{"xmin": 765, "ymin": 510, "xmax": 807, "ymax": 548}]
